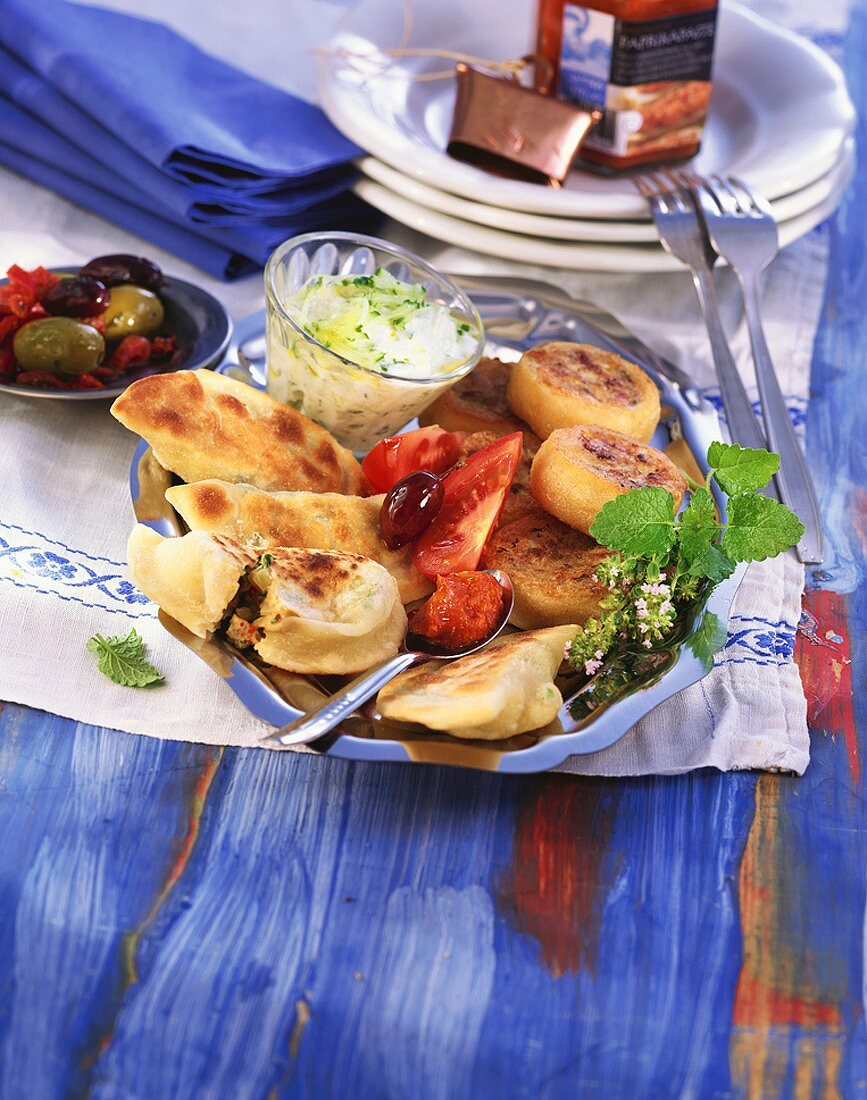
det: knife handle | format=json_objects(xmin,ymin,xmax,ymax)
[
  {"xmin": 690, "ymin": 263, "xmax": 771, "ymax": 459},
  {"xmin": 741, "ymin": 275, "xmax": 824, "ymax": 563}
]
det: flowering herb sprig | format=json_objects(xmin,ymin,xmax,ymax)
[{"xmin": 567, "ymin": 443, "xmax": 805, "ymax": 676}]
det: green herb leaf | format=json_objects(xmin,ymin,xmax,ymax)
[
  {"xmin": 691, "ymin": 542, "xmax": 737, "ymax": 582},
  {"xmin": 86, "ymin": 628, "xmax": 165, "ymax": 688},
  {"xmin": 687, "ymin": 611, "xmax": 727, "ymax": 670},
  {"xmin": 707, "ymin": 442, "xmax": 780, "ymax": 495},
  {"xmin": 721, "ymin": 493, "xmax": 806, "ymax": 561},
  {"xmin": 678, "ymin": 487, "xmax": 718, "ymax": 566},
  {"xmin": 568, "ymin": 440, "xmax": 803, "ymax": 677},
  {"xmin": 590, "ymin": 487, "xmax": 677, "ymax": 558}
]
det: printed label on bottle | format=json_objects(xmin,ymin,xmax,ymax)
[{"xmin": 558, "ymin": 3, "xmax": 717, "ymax": 159}]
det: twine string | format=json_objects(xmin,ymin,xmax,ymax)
[{"xmin": 314, "ymin": 0, "xmax": 527, "ymax": 83}]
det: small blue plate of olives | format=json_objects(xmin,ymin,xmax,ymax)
[{"xmin": 0, "ymin": 254, "xmax": 232, "ymax": 401}]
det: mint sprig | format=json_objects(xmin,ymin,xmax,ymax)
[
  {"xmin": 706, "ymin": 441, "xmax": 780, "ymax": 495},
  {"xmin": 590, "ymin": 486, "xmax": 677, "ymax": 558},
  {"xmin": 677, "ymin": 486, "xmax": 716, "ymax": 568},
  {"xmin": 569, "ymin": 443, "xmax": 804, "ymax": 676},
  {"xmin": 721, "ymin": 493, "xmax": 807, "ymax": 562},
  {"xmin": 86, "ymin": 628, "xmax": 165, "ymax": 688}
]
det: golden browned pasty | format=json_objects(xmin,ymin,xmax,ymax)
[
  {"xmin": 165, "ymin": 479, "xmax": 432, "ymax": 604},
  {"xmin": 376, "ymin": 624, "xmax": 577, "ymax": 739},
  {"xmin": 127, "ymin": 526, "xmax": 406, "ymax": 674},
  {"xmin": 127, "ymin": 525, "xmax": 255, "ymax": 638},
  {"xmin": 251, "ymin": 546, "xmax": 406, "ymax": 674},
  {"xmin": 111, "ymin": 369, "xmax": 364, "ymax": 494}
]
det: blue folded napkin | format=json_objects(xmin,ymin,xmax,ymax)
[
  {"xmin": 0, "ymin": 142, "xmax": 254, "ymax": 280},
  {"xmin": 0, "ymin": 98, "xmax": 377, "ymax": 278},
  {"xmin": 0, "ymin": 0, "xmax": 375, "ymax": 278},
  {"xmin": 0, "ymin": 47, "xmax": 358, "ymax": 224},
  {"xmin": 0, "ymin": 0, "xmax": 361, "ymax": 187}
]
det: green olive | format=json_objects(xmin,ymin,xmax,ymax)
[
  {"xmin": 13, "ymin": 317, "xmax": 105, "ymax": 375},
  {"xmin": 103, "ymin": 284, "xmax": 165, "ymax": 341}
]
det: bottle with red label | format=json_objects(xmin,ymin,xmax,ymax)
[{"xmin": 536, "ymin": 0, "xmax": 719, "ymax": 171}]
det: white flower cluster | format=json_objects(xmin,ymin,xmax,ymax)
[{"xmin": 634, "ymin": 576, "xmax": 675, "ymax": 648}]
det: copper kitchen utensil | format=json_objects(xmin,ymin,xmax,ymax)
[{"xmin": 448, "ymin": 59, "xmax": 600, "ymax": 187}]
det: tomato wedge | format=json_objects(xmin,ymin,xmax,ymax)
[
  {"xmin": 362, "ymin": 425, "xmax": 467, "ymax": 493},
  {"xmin": 413, "ymin": 432, "xmax": 523, "ymax": 578}
]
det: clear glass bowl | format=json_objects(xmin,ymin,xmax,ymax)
[{"xmin": 265, "ymin": 232, "xmax": 484, "ymax": 453}]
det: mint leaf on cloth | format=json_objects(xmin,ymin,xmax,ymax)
[
  {"xmin": 86, "ymin": 628, "xmax": 165, "ymax": 688},
  {"xmin": 707, "ymin": 442, "xmax": 780, "ymax": 495},
  {"xmin": 722, "ymin": 494, "xmax": 806, "ymax": 562},
  {"xmin": 590, "ymin": 487, "xmax": 678, "ymax": 558}
]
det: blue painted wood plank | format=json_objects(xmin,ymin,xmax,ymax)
[{"xmin": 0, "ymin": 706, "xmax": 216, "ymax": 1097}]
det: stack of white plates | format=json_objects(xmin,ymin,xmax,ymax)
[{"xmin": 318, "ymin": 0, "xmax": 855, "ymax": 273}]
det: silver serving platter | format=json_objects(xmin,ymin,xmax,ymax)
[{"xmin": 129, "ymin": 275, "xmax": 745, "ymax": 772}]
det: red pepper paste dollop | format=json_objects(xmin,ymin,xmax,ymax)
[{"xmin": 411, "ymin": 571, "xmax": 505, "ymax": 651}]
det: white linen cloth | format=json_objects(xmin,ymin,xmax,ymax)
[
  {"xmin": 0, "ymin": 0, "xmax": 847, "ymax": 774},
  {"xmin": 0, "ymin": 222, "xmax": 823, "ymax": 774}
]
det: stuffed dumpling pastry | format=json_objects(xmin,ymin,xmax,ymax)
[
  {"xmin": 249, "ymin": 546, "xmax": 407, "ymax": 675},
  {"xmin": 376, "ymin": 624, "xmax": 577, "ymax": 740},
  {"xmin": 127, "ymin": 526, "xmax": 406, "ymax": 675},
  {"xmin": 166, "ymin": 479, "xmax": 432, "ymax": 604},
  {"xmin": 127, "ymin": 525, "xmax": 256, "ymax": 638},
  {"xmin": 111, "ymin": 369, "xmax": 364, "ymax": 494}
]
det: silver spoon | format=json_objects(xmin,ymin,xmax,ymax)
[{"xmin": 261, "ymin": 569, "xmax": 514, "ymax": 748}]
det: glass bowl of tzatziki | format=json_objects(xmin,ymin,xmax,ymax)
[{"xmin": 265, "ymin": 232, "xmax": 484, "ymax": 452}]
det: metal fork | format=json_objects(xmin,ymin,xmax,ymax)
[
  {"xmin": 684, "ymin": 173, "xmax": 823, "ymax": 563},
  {"xmin": 634, "ymin": 173, "xmax": 772, "ymax": 466}
]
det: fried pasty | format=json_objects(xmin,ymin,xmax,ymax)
[
  {"xmin": 127, "ymin": 525, "xmax": 256, "ymax": 639},
  {"xmin": 251, "ymin": 546, "xmax": 406, "ymax": 675},
  {"xmin": 127, "ymin": 526, "xmax": 406, "ymax": 674},
  {"xmin": 376, "ymin": 625, "xmax": 577, "ymax": 740},
  {"xmin": 111, "ymin": 369, "xmax": 364, "ymax": 494},
  {"xmin": 166, "ymin": 479, "xmax": 432, "ymax": 604}
]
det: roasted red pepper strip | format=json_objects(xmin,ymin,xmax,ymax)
[
  {"xmin": 150, "ymin": 335, "xmax": 176, "ymax": 358},
  {"xmin": 14, "ymin": 371, "xmax": 65, "ymax": 389},
  {"xmin": 109, "ymin": 335, "xmax": 151, "ymax": 372}
]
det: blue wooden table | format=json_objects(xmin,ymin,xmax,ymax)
[{"xmin": 2, "ymin": 15, "xmax": 865, "ymax": 1100}]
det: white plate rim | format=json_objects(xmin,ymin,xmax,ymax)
[
  {"xmin": 320, "ymin": 1, "xmax": 855, "ymax": 220},
  {"xmin": 358, "ymin": 139, "xmax": 855, "ymax": 243},
  {"xmin": 352, "ymin": 150, "xmax": 854, "ymax": 273}
]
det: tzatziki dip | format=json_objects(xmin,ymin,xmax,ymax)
[{"xmin": 266, "ymin": 269, "xmax": 481, "ymax": 452}]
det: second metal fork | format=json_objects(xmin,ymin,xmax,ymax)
[
  {"xmin": 635, "ymin": 172, "xmax": 772, "ymax": 463},
  {"xmin": 686, "ymin": 173, "xmax": 823, "ymax": 563}
]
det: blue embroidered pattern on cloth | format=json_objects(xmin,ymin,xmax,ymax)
[
  {"xmin": 0, "ymin": 520, "xmax": 797, "ymax": 666},
  {"xmin": 0, "ymin": 521, "xmax": 155, "ymax": 619},
  {"xmin": 717, "ymin": 614, "xmax": 797, "ymax": 668},
  {"xmin": 702, "ymin": 388, "xmax": 808, "ymax": 434}
]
